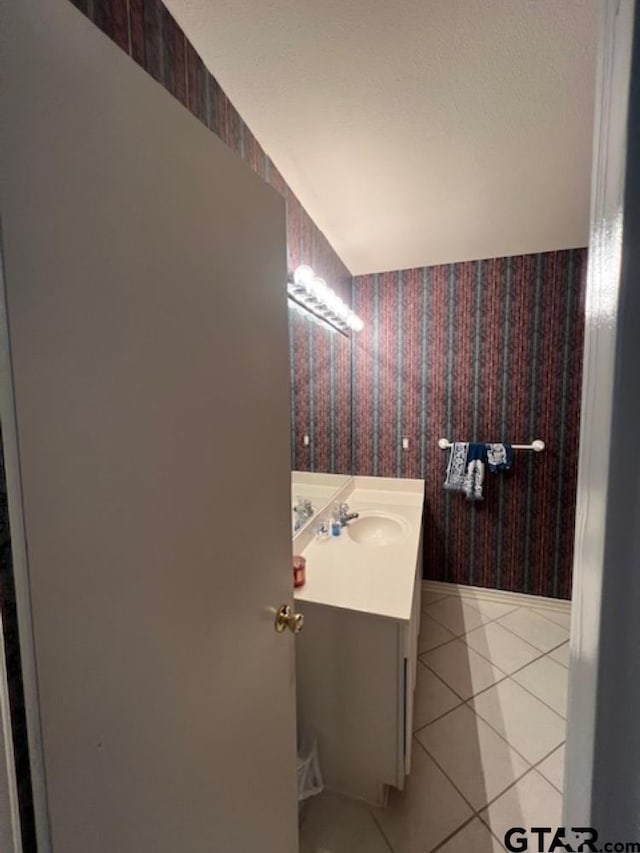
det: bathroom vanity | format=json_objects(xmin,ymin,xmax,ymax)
[{"xmin": 293, "ymin": 476, "xmax": 425, "ymax": 807}]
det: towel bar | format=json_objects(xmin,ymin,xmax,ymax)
[{"xmin": 438, "ymin": 438, "xmax": 545, "ymax": 452}]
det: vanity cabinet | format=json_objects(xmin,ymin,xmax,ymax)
[{"xmin": 295, "ymin": 541, "xmax": 422, "ymax": 807}]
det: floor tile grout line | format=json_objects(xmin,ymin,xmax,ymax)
[
  {"xmin": 423, "ymin": 597, "xmax": 570, "ymax": 651},
  {"xmin": 458, "ymin": 637, "xmax": 567, "ymax": 695},
  {"xmin": 548, "ymin": 649, "xmax": 570, "ymax": 669},
  {"xmin": 419, "ymin": 728, "xmax": 551, "ymax": 817},
  {"xmin": 475, "ymin": 758, "xmax": 565, "ymax": 842},
  {"xmin": 423, "ymin": 603, "xmax": 514, "ymax": 637},
  {"xmin": 461, "ymin": 688, "xmax": 564, "ymax": 766},
  {"xmin": 415, "ymin": 709, "xmax": 534, "ymax": 808},
  {"xmin": 421, "ymin": 619, "xmax": 569, "ymax": 678},
  {"xmin": 427, "ymin": 815, "xmax": 479, "ymax": 853},
  {"xmin": 509, "ymin": 674, "xmax": 567, "ymax": 720},
  {"xmin": 423, "ymin": 592, "xmax": 571, "ymax": 647},
  {"xmin": 415, "ymin": 732, "xmax": 560, "ymax": 849},
  {"xmin": 371, "ymin": 716, "xmax": 562, "ymax": 850},
  {"xmin": 415, "ymin": 698, "xmax": 537, "ymax": 788},
  {"xmin": 418, "ymin": 634, "xmax": 456, "ymax": 656},
  {"xmin": 414, "ymin": 657, "xmax": 466, "ymax": 726},
  {"xmin": 462, "ymin": 640, "xmax": 547, "ymax": 676},
  {"xmin": 365, "ymin": 807, "xmax": 395, "ymax": 853},
  {"xmin": 504, "ymin": 645, "xmax": 568, "ymax": 678},
  {"xmin": 419, "ymin": 634, "xmax": 566, "ymax": 729},
  {"xmin": 420, "ymin": 592, "xmax": 450, "ymax": 609},
  {"xmin": 300, "ymin": 790, "xmax": 395, "ymax": 852},
  {"xmin": 476, "ymin": 767, "xmax": 547, "ymax": 823},
  {"xmin": 417, "ymin": 657, "xmax": 476, "ymax": 702},
  {"xmin": 303, "ymin": 741, "xmax": 563, "ymax": 853},
  {"xmin": 530, "ymin": 607, "xmax": 572, "ymax": 630},
  {"xmin": 412, "ymin": 697, "xmax": 465, "ymax": 736},
  {"xmin": 491, "ymin": 616, "xmax": 570, "ymax": 655},
  {"xmin": 421, "ymin": 620, "xmax": 518, "ymax": 675},
  {"xmin": 529, "ymin": 742, "xmax": 566, "ymax": 794},
  {"xmin": 478, "ymin": 808, "xmax": 514, "ymax": 851},
  {"xmin": 423, "ymin": 602, "xmax": 500, "ymax": 634},
  {"xmin": 457, "ymin": 629, "xmax": 544, "ymax": 671},
  {"xmin": 412, "ymin": 735, "xmax": 480, "ymax": 815},
  {"xmin": 419, "ymin": 652, "xmax": 509, "ymax": 704},
  {"xmin": 419, "ymin": 611, "xmax": 457, "ymax": 639},
  {"xmin": 430, "ymin": 815, "xmax": 509, "ymax": 853}
]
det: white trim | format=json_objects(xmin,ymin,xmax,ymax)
[
  {"xmin": 421, "ymin": 580, "xmax": 571, "ymax": 614},
  {"xmin": 563, "ymin": 0, "xmax": 637, "ymax": 840}
]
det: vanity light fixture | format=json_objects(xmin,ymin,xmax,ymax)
[{"xmin": 287, "ymin": 265, "xmax": 364, "ymax": 335}]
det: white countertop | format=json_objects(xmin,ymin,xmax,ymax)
[{"xmin": 294, "ymin": 476, "xmax": 425, "ymax": 622}]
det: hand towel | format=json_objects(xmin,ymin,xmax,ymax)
[
  {"xmin": 464, "ymin": 443, "xmax": 487, "ymax": 500},
  {"xmin": 486, "ymin": 443, "xmax": 514, "ymax": 472},
  {"xmin": 444, "ymin": 442, "xmax": 468, "ymax": 491}
]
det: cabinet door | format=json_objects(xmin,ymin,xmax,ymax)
[
  {"xmin": 297, "ymin": 603, "xmax": 399, "ymax": 804},
  {"xmin": 404, "ymin": 550, "xmax": 423, "ymax": 776}
]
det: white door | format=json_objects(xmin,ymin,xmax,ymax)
[{"xmin": 0, "ymin": 1, "xmax": 299, "ymax": 851}]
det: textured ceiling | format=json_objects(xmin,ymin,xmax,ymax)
[{"xmin": 165, "ymin": 0, "xmax": 599, "ymax": 275}]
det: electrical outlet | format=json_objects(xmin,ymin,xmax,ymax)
[
  {"xmin": 303, "ymin": 434, "xmax": 310, "ymax": 447},
  {"xmin": 402, "ymin": 437, "xmax": 409, "ymax": 450}
]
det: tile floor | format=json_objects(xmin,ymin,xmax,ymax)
[{"xmin": 299, "ymin": 585, "xmax": 570, "ymax": 853}]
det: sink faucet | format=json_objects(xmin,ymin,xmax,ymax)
[
  {"xmin": 293, "ymin": 498, "xmax": 315, "ymax": 531},
  {"xmin": 338, "ymin": 502, "xmax": 360, "ymax": 526}
]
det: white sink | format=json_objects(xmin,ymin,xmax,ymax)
[{"xmin": 347, "ymin": 512, "xmax": 407, "ymax": 547}]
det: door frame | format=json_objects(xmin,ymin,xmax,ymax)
[
  {"xmin": 0, "ymin": 610, "xmax": 22, "ymax": 853},
  {"xmin": 0, "ymin": 254, "xmax": 51, "ymax": 853},
  {"xmin": 564, "ymin": 0, "xmax": 639, "ymax": 835}
]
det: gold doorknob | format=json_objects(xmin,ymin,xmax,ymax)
[{"xmin": 275, "ymin": 604, "xmax": 304, "ymax": 634}]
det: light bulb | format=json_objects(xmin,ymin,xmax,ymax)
[
  {"xmin": 310, "ymin": 277, "xmax": 328, "ymax": 301},
  {"xmin": 325, "ymin": 289, "xmax": 340, "ymax": 314},
  {"xmin": 293, "ymin": 265, "xmax": 315, "ymax": 289},
  {"xmin": 336, "ymin": 301, "xmax": 350, "ymax": 320},
  {"xmin": 350, "ymin": 315, "xmax": 364, "ymax": 333}
]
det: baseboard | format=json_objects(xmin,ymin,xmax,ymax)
[{"xmin": 421, "ymin": 580, "xmax": 572, "ymax": 614}]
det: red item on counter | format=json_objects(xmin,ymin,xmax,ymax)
[{"xmin": 293, "ymin": 555, "xmax": 306, "ymax": 588}]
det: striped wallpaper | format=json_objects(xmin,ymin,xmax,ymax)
[
  {"xmin": 289, "ymin": 310, "xmax": 352, "ymax": 474},
  {"xmin": 68, "ymin": 0, "xmax": 353, "ymax": 476},
  {"xmin": 353, "ymin": 249, "xmax": 587, "ymax": 599}
]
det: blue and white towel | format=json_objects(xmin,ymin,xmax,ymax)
[
  {"xmin": 486, "ymin": 443, "xmax": 514, "ymax": 472},
  {"xmin": 444, "ymin": 442, "xmax": 486, "ymax": 501},
  {"xmin": 464, "ymin": 443, "xmax": 487, "ymax": 501},
  {"xmin": 444, "ymin": 442, "xmax": 469, "ymax": 492},
  {"xmin": 444, "ymin": 442, "xmax": 513, "ymax": 501}
]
